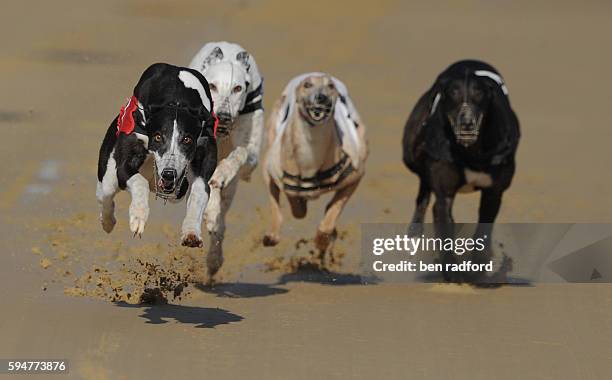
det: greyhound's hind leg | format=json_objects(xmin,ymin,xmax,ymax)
[{"xmin": 287, "ymin": 196, "xmax": 307, "ymax": 219}]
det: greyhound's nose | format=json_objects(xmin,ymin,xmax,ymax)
[
  {"xmin": 459, "ymin": 116, "xmax": 475, "ymax": 129},
  {"xmin": 315, "ymin": 93, "xmax": 329, "ymax": 103},
  {"xmin": 216, "ymin": 112, "xmax": 232, "ymax": 124},
  {"xmin": 161, "ymin": 168, "xmax": 177, "ymax": 183},
  {"xmin": 458, "ymin": 106, "xmax": 475, "ymax": 128}
]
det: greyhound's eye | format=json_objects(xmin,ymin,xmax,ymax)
[
  {"xmin": 304, "ymin": 81, "xmax": 312, "ymax": 89},
  {"xmin": 328, "ymin": 83, "xmax": 335, "ymax": 90},
  {"xmin": 209, "ymin": 83, "xmax": 217, "ymax": 92},
  {"xmin": 233, "ymin": 85, "xmax": 243, "ymax": 94},
  {"xmin": 153, "ymin": 133, "xmax": 162, "ymax": 143},
  {"xmin": 182, "ymin": 136, "xmax": 193, "ymax": 145}
]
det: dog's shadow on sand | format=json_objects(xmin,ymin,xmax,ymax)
[
  {"xmin": 194, "ymin": 267, "xmax": 378, "ymax": 299},
  {"xmin": 115, "ymin": 302, "xmax": 244, "ymax": 328},
  {"xmin": 277, "ymin": 264, "xmax": 379, "ymax": 286},
  {"xmin": 417, "ymin": 272, "xmax": 533, "ymax": 288},
  {"xmin": 195, "ymin": 282, "xmax": 289, "ymax": 298}
]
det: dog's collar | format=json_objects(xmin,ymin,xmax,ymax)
[
  {"xmin": 239, "ymin": 81, "xmax": 264, "ymax": 115},
  {"xmin": 240, "ymin": 99, "xmax": 263, "ymax": 115},
  {"xmin": 281, "ymin": 152, "xmax": 352, "ymax": 193}
]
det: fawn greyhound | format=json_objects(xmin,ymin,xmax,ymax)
[{"xmin": 263, "ymin": 73, "xmax": 368, "ymax": 254}]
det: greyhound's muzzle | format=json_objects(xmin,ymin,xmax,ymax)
[
  {"xmin": 306, "ymin": 92, "xmax": 333, "ymax": 122},
  {"xmin": 215, "ymin": 111, "xmax": 232, "ymax": 136},
  {"xmin": 450, "ymin": 102, "xmax": 483, "ymax": 146},
  {"xmin": 153, "ymin": 163, "xmax": 187, "ymax": 201},
  {"xmin": 159, "ymin": 168, "xmax": 178, "ymax": 192}
]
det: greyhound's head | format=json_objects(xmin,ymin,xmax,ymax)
[
  {"xmin": 202, "ymin": 52, "xmax": 251, "ymax": 136},
  {"xmin": 296, "ymin": 74, "xmax": 339, "ymax": 126},
  {"xmin": 435, "ymin": 71, "xmax": 495, "ymax": 147},
  {"xmin": 146, "ymin": 106, "xmax": 202, "ymax": 197}
]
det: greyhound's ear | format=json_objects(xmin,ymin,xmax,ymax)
[
  {"xmin": 428, "ymin": 82, "xmax": 445, "ymax": 116},
  {"xmin": 428, "ymin": 71, "xmax": 454, "ymax": 115},
  {"xmin": 236, "ymin": 51, "xmax": 251, "ymax": 72},
  {"xmin": 429, "ymin": 91, "xmax": 442, "ymax": 116},
  {"xmin": 202, "ymin": 46, "xmax": 224, "ymax": 71},
  {"xmin": 486, "ymin": 84, "xmax": 520, "ymax": 164}
]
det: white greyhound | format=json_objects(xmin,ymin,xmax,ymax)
[{"xmin": 189, "ymin": 41, "xmax": 264, "ymax": 279}]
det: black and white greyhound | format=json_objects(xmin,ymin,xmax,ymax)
[{"xmin": 96, "ymin": 63, "xmax": 218, "ymax": 248}]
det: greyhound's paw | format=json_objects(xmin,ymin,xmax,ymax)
[
  {"xmin": 208, "ymin": 176, "xmax": 225, "ymax": 190},
  {"xmin": 129, "ymin": 204, "xmax": 149, "ymax": 238},
  {"xmin": 181, "ymin": 232, "xmax": 203, "ymax": 248},
  {"xmin": 263, "ymin": 233, "xmax": 280, "ymax": 247},
  {"xmin": 100, "ymin": 213, "xmax": 116, "ymax": 233},
  {"xmin": 314, "ymin": 229, "xmax": 338, "ymax": 252},
  {"xmin": 205, "ymin": 217, "xmax": 219, "ymax": 234}
]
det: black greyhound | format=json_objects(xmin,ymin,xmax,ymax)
[{"xmin": 402, "ymin": 60, "xmax": 520, "ymax": 281}]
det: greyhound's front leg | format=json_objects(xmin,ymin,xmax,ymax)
[
  {"xmin": 407, "ymin": 178, "xmax": 431, "ymax": 236},
  {"xmin": 472, "ymin": 189, "xmax": 504, "ymax": 272},
  {"xmin": 126, "ymin": 173, "xmax": 150, "ymax": 238},
  {"xmin": 473, "ymin": 189, "xmax": 503, "ymax": 249},
  {"xmin": 315, "ymin": 180, "xmax": 360, "ymax": 253},
  {"xmin": 208, "ymin": 147, "xmax": 248, "ymax": 190},
  {"xmin": 97, "ymin": 169, "xmax": 119, "ymax": 233},
  {"xmin": 181, "ymin": 177, "xmax": 209, "ymax": 248},
  {"xmin": 240, "ymin": 109, "xmax": 264, "ymax": 181},
  {"xmin": 433, "ymin": 193, "xmax": 458, "ymax": 281},
  {"xmin": 263, "ymin": 177, "xmax": 283, "ymax": 246}
]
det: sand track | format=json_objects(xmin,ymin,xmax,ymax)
[{"xmin": 1, "ymin": 1, "xmax": 611, "ymax": 379}]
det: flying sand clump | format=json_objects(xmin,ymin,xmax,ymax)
[{"xmin": 37, "ymin": 213, "xmax": 206, "ymax": 304}]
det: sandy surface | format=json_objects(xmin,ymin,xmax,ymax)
[{"xmin": 1, "ymin": 1, "xmax": 611, "ymax": 379}]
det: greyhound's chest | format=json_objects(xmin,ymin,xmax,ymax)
[
  {"xmin": 458, "ymin": 168, "xmax": 493, "ymax": 193},
  {"xmin": 284, "ymin": 124, "xmax": 337, "ymax": 178}
]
